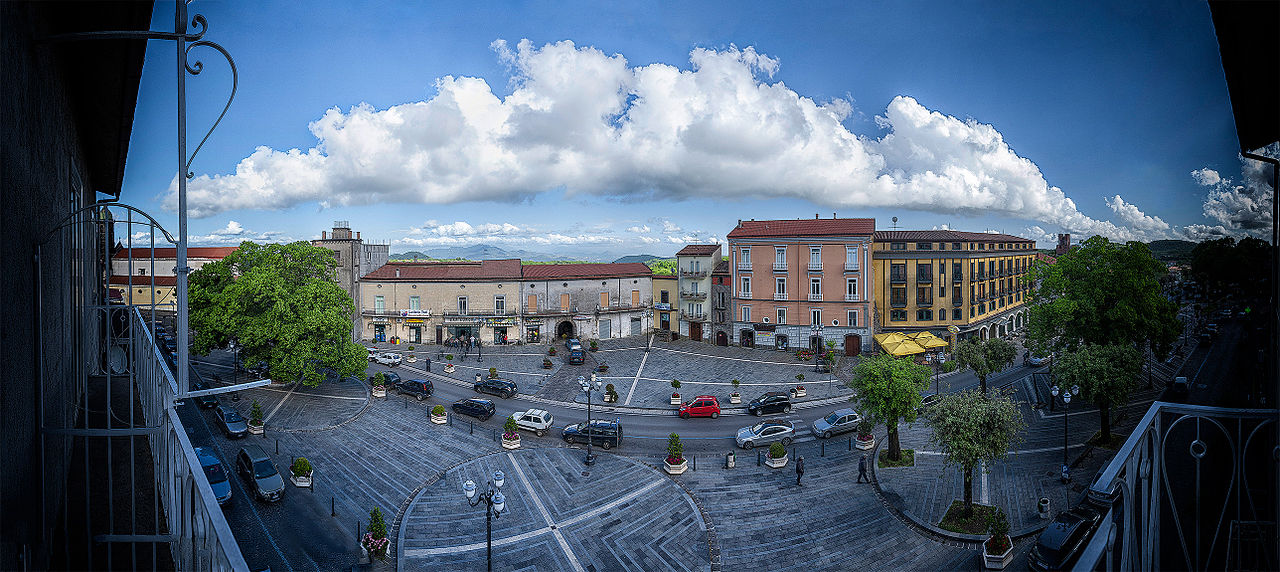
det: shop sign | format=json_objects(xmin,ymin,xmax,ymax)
[
  {"xmin": 756, "ymin": 331, "xmax": 776, "ymax": 345},
  {"xmin": 653, "ymin": 303, "xmax": 671, "ymax": 310},
  {"xmin": 405, "ymin": 319, "xmax": 424, "ymax": 324},
  {"xmin": 752, "ymin": 323, "xmax": 776, "ymax": 332},
  {"xmin": 444, "ymin": 317, "xmax": 483, "ymax": 325},
  {"xmin": 485, "ymin": 317, "xmax": 517, "ymax": 326},
  {"xmin": 400, "ymin": 310, "xmax": 431, "ymax": 317},
  {"xmin": 573, "ymin": 315, "xmax": 592, "ymax": 321},
  {"xmin": 371, "ymin": 317, "xmax": 389, "ymax": 323}
]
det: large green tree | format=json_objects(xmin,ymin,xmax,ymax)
[
  {"xmin": 848, "ymin": 353, "xmax": 932, "ymax": 461},
  {"xmin": 1190, "ymin": 236, "xmax": 1271, "ymax": 301},
  {"xmin": 1051, "ymin": 343, "xmax": 1142, "ymax": 443},
  {"xmin": 190, "ymin": 241, "xmax": 366, "ymax": 386},
  {"xmin": 953, "ymin": 337, "xmax": 1018, "ymax": 393},
  {"xmin": 925, "ymin": 390, "xmax": 1024, "ymax": 517},
  {"xmin": 1027, "ymin": 236, "xmax": 1181, "ymax": 360}
]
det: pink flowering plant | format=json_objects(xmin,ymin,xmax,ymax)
[
  {"xmin": 363, "ymin": 506, "xmax": 389, "ymax": 558},
  {"xmin": 503, "ymin": 416, "xmax": 519, "ymax": 440},
  {"xmin": 666, "ymin": 433, "xmax": 684, "ymax": 465}
]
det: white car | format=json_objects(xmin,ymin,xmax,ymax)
[
  {"xmin": 511, "ymin": 409, "xmax": 555, "ymax": 437},
  {"xmin": 365, "ymin": 347, "xmax": 376, "ymax": 361},
  {"xmin": 374, "ymin": 352, "xmax": 402, "ymax": 366}
]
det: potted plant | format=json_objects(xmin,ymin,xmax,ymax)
[
  {"xmin": 430, "ymin": 404, "xmax": 448, "ymax": 425},
  {"xmin": 444, "ymin": 361, "xmax": 455, "ymax": 374},
  {"xmin": 597, "ymin": 361, "xmax": 609, "ymax": 373},
  {"xmin": 290, "ymin": 456, "xmax": 313, "ymax": 488},
  {"xmin": 664, "ymin": 433, "xmax": 687, "ymax": 475},
  {"xmin": 406, "ymin": 345, "xmax": 417, "ymax": 362},
  {"xmin": 501, "ymin": 416, "xmax": 521, "ymax": 449},
  {"xmin": 589, "ymin": 339, "xmax": 598, "ymax": 352},
  {"xmin": 548, "ymin": 347, "xmax": 557, "ymax": 356},
  {"xmin": 542, "ymin": 357, "xmax": 554, "ymax": 369},
  {"xmin": 792, "ymin": 374, "xmax": 806, "ymax": 398},
  {"xmin": 765, "ymin": 441, "xmax": 788, "ymax": 468},
  {"xmin": 247, "ymin": 400, "xmax": 264, "ymax": 435},
  {"xmin": 855, "ymin": 418, "xmax": 876, "ymax": 450},
  {"xmin": 670, "ymin": 379, "xmax": 682, "ymax": 405},
  {"xmin": 371, "ymin": 372, "xmax": 388, "ymax": 398},
  {"xmin": 982, "ymin": 508, "xmax": 1013, "ymax": 569},
  {"xmin": 730, "ymin": 379, "xmax": 741, "ymax": 404},
  {"xmin": 362, "ymin": 507, "xmax": 391, "ymax": 560},
  {"xmin": 488, "ymin": 367, "xmax": 498, "ymax": 379},
  {"xmin": 603, "ymin": 383, "xmax": 617, "ymax": 403}
]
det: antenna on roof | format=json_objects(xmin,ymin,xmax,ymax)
[{"xmin": 891, "ymin": 216, "xmax": 899, "ymax": 230}]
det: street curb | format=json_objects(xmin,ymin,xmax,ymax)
[{"xmin": 866, "ymin": 438, "xmax": 982, "ymax": 549}]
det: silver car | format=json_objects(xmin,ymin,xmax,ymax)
[
  {"xmin": 811, "ymin": 408, "xmax": 861, "ymax": 439},
  {"xmin": 735, "ymin": 419, "xmax": 795, "ymax": 449},
  {"xmin": 375, "ymin": 352, "xmax": 402, "ymax": 366}
]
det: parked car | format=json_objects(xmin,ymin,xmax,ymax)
[
  {"xmin": 1028, "ymin": 501, "xmax": 1104, "ymax": 571},
  {"xmin": 474, "ymin": 378, "xmax": 518, "ymax": 399},
  {"xmin": 679, "ymin": 395, "xmax": 721, "ymax": 419},
  {"xmin": 511, "ymin": 409, "xmax": 555, "ymax": 437},
  {"xmin": 736, "ymin": 419, "xmax": 796, "ymax": 449},
  {"xmin": 194, "ymin": 446, "xmax": 232, "ymax": 506},
  {"xmin": 1026, "ymin": 353, "xmax": 1053, "ymax": 367},
  {"xmin": 1206, "ymin": 323, "xmax": 1219, "ymax": 336},
  {"xmin": 567, "ymin": 348, "xmax": 585, "ymax": 365},
  {"xmin": 191, "ymin": 379, "xmax": 220, "ymax": 409},
  {"xmin": 565, "ymin": 338, "xmax": 583, "ymax": 352},
  {"xmin": 365, "ymin": 346, "xmax": 376, "ymax": 361},
  {"xmin": 214, "ymin": 405, "xmax": 248, "ymax": 439},
  {"xmin": 811, "ymin": 408, "xmax": 861, "ymax": 439},
  {"xmin": 396, "ymin": 379, "xmax": 434, "ymax": 400},
  {"xmin": 371, "ymin": 371, "xmax": 402, "ymax": 387},
  {"xmin": 235, "ymin": 444, "xmax": 285, "ymax": 503},
  {"xmin": 1170, "ymin": 376, "xmax": 1190, "ymax": 399},
  {"xmin": 747, "ymin": 391, "xmax": 792, "ymax": 416},
  {"xmin": 917, "ymin": 393, "xmax": 942, "ymax": 415},
  {"xmin": 452, "ymin": 398, "xmax": 496, "ymax": 421},
  {"xmin": 561, "ymin": 419, "xmax": 623, "ymax": 450},
  {"xmin": 374, "ymin": 352, "xmax": 402, "ymax": 366}
]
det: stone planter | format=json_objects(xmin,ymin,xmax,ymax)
[
  {"xmin": 362, "ymin": 542, "xmax": 390, "ymax": 561},
  {"xmin": 664, "ymin": 458, "xmax": 688, "ymax": 475},
  {"xmin": 247, "ymin": 421, "xmax": 264, "ymax": 435},
  {"xmin": 729, "ymin": 393, "xmax": 741, "ymax": 404},
  {"xmin": 372, "ymin": 386, "xmax": 387, "ymax": 398},
  {"xmin": 444, "ymin": 363, "xmax": 455, "ymax": 374},
  {"xmin": 501, "ymin": 435, "xmax": 521, "ymax": 450},
  {"xmin": 290, "ymin": 471, "xmax": 313, "ymax": 488},
  {"xmin": 430, "ymin": 412, "xmax": 448, "ymax": 425},
  {"xmin": 1039, "ymin": 497, "xmax": 1051, "ymax": 520},
  {"xmin": 542, "ymin": 361, "xmax": 553, "ymax": 369},
  {"xmin": 790, "ymin": 387, "xmax": 806, "ymax": 398},
  {"xmin": 670, "ymin": 394, "xmax": 681, "ymax": 406},
  {"xmin": 856, "ymin": 435, "xmax": 876, "ymax": 450},
  {"xmin": 765, "ymin": 452, "xmax": 788, "ymax": 469},
  {"xmin": 603, "ymin": 393, "xmax": 617, "ymax": 403},
  {"xmin": 982, "ymin": 535, "xmax": 1013, "ymax": 569},
  {"xmin": 406, "ymin": 355, "xmax": 416, "ymax": 363}
]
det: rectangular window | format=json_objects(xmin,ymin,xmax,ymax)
[
  {"xmin": 891, "ymin": 287, "xmax": 907, "ymax": 306},
  {"xmin": 458, "ymin": 296, "xmax": 468, "ymax": 315},
  {"xmin": 953, "ymin": 262, "xmax": 962, "ymax": 280},
  {"xmin": 845, "ymin": 246, "xmax": 859, "ymax": 270},
  {"xmin": 741, "ymin": 276, "xmax": 751, "ymax": 296},
  {"xmin": 953, "ymin": 286, "xmax": 962, "ymax": 302},
  {"xmin": 495, "ymin": 295, "xmax": 506, "ymax": 314},
  {"xmin": 632, "ymin": 289, "xmax": 640, "ymax": 306},
  {"xmin": 847, "ymin": 309, "xmax": 858, "ymax": 326},
  {"xmin": 409, "ymin": 296, "xmax": 420, "ymax": 311},
  {"xmin": 374, "ymin": 295, "xmax": 385, "ymax": 313},
  {"xmin": 742, "ymin": 306, "xmax": 751, "ymax": 322},
  {"xmin": 980, "ymin": 243, "xmax": 986, "ymax": 250},
  {"xmin": 560, "ymin": 293, "xmax": 570, "ymax": 311},
  {"xmin": 917, "ymin": 286, "xmax": 933, "ymax": 305},
  {"xmin": 953, "ymin": 242, "xmax": 962, "ymax": 250},
  {"xmin": 660, "ymin": 290, "xmax": 670, "ymax": 303},
  {"xmin": 809, "ymin": 246, "xmax": 822, "ymax": 269},
  {"xmin": 953, "ymin": 308, "xmax": 962, "ymax": 320},
  {"xmin": 916, "ymin": 242, "xmax": 932, "ymax": 250},
  {"xmin": 845, "ymin": 278, "xmax": 858, "ymax": 301},
  {"xmin": 810, "ymin": 308, "xmax": 822, "ymax": 325},
  {"xmin": 917, "ymin": 263, "xmax": 932, "ymax": 283},
  {"xmin": 809, "ymin": 278, "xmax": 822, "ymax": 300},
  {"xmin": 938, "ymin": 242, "xmax": 946, "ymax": 250},
  {"xmin": 777, "ymin": 307, "xmax": 787, "ymax": 324},
  {"xmin": 739, "ymin": 247, "xmax": 751, "ymax": 269},
  {"xmin": 600, "ymin": 292, "xmax": 610, "ymax": 308},
  {"xmin": 891, "ymin": 242, "xmax": 906, "ymax": 251},
  {"xmin": 527, "ymin": 294, "xmax": 538, "ymax": 312},
  {"xmin": 776, "ymin": 277, "xmax": 787, "ymax": 299},
  {"xmin": 890, "ymin": 263, "xmax": 907, "ymax": 281},
  {"xmin": 917, "ymin": 309, "xmax": 933, "ymax": 321},
  {"xmin": 890, "ymin": 309, "xmax": 908, "ymax": 321},
  {"xmin": 775, "ymin": 247, "xmax": 787, "ymax": 268}
]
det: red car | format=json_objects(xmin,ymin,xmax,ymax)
[{"xmin": 679, "ymin": 395, "xmax": 721, "ymax": 419}]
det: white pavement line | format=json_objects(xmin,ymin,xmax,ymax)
[
  {"xmin": 624, "ymin": 348, "xmax": 651, "ymax": 406},
  {"xmin": 248, "ymin": 385, "xmax": 366, "ymax": 401},
  {"xmin": 554, "ymin": 480, "xmax": 663, "ymax": 528},
  {"xmin": 507, "ymin": 453, "xmax": 587, "ymax": 572},
  {"xmin": 1036, "ymin": 397, "xmax": 1157, "ymax": 420},
  {"xmin": 262, "ymin": 383, "xmax": 298, "ymax": 424},
  {"xmin": 980, "ymin": 460, "xmax": 989, "ymax": 504},
  {"xmin": 915, "ymin": 443, "xmax": 1089, "ymax": 456},
  {"xmin": 193, "ymin": 360, "xmax": 235, "ymax": 370},
  {"xmin": 625, "ymin": 376, "xmax": 843, "ymax": 386},
  {"xmin": 653, "ymin": 346, "xmax": 818, "ymax": 367},
  {"xmin": 449, "ymin": 363, "xmax": 548, "ymax": 378}
]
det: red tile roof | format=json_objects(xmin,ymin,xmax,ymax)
[
  {"xmin": 676, "ymin": 244, "xmax": 721, "ymax": 256},
  {"xmin": 520, "ymin": 263, "xmax": 653, "ymax": 280},
  {"xmin": 112, "ymin": 246, "xmax": 239, "ymax": 260},
  {"xmin": 873, "ymin": 230, "xmax": 1033, "ymax": 243},
  {"xmin": 110, "ymin": 275, "xmax": 177, "ymax": 286},
  {"xmin": 363, "ymin": 259, "xmax": 523, "ymax": 281},
  {"xmin": 726, "ymin": 218, "xmax": 875, "ymax": 239}
]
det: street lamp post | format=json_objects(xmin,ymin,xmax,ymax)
[
  {"xmin": 810, "ymin": 324, "xmax": 823, "ymax": 373},
  {"xmin": 463, "ymin": 470, "xmax": 509, "ymax": 572},
  {"xmin": 1052, "ymin": 384, "xmax": 1079, "ymax": 483},
  {"xmin": 578, "ymin": 374, "xmax": 603, "ymax": 466}
]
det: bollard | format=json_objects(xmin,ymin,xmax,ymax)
[
  {"xmin": 821, "ymin": 441, "xmax": 825, "ymax": 457},
  {"xmin": 848, "ymin": 436, "xmax": 852, "ymax": 451},
  {"xmin": 726, "ymin": 451, "xmax": 735, "ymax": 469},
  {"xmin": 275, "ymin": 439, "xmax": 279, "ymax": 454},
  {"xmin": 757, "ymin": 450, "xmax": 762, "ymax": 466},
  {"xmin": 470, "ymin": 420, "xmax": 474, "ymax": 435},
  {"xmin": 692, "ymin": 456, "xmax": 696, "ymax": 471},
  {"xmin": 331, "ymin": 496, "xmax": 335, "ymax": 516}
]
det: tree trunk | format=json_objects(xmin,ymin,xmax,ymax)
[
  {"xmin": 979, "ymin": 374, "xmax": 987, "ymax": 393},
  {"xmin": 1099, "ymin": 398, "xmax": 1112, "ymax": 443},
  {"xmin": 963, "ymin": 465, "xmax": 974, "ymax": 517},
  {"xmin": 887, "ymin": 422, "xmax": 901, "ymax": 461}
]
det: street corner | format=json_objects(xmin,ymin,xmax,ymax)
[{"xmin": 235, "ymin": 377, "xmax": 369, "ymax": 432}]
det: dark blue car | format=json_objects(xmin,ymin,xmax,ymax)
[{"xmin": 452, "ymin": 398, "xmax": 496, "ymax": 421}]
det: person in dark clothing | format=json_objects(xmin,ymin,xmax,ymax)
[
  {"xmin": 857, "ymin": 454, "xmax": 870, "ymax": 483},
  {"xmin": 796, "ymin": 456, "xmax": 805, "ymax": 485}
]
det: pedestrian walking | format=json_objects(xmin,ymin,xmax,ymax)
[
  {"xmin": 857, "ymin": 454, "xmax": 870, "ymax": 483},
  {"xmin": 796, "ymin": 456, "xmax": 805, "ymax": 486}
]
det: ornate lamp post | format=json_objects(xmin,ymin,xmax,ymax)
[
  {"xmin": 578, "ymin": 374, "xmax": 603, "ymax": 465},
  {"xmin": 1051, "ymin": 384, "xmax": 1079, "ymax": 483},
  {"xmin": 810, "ymin": 324, "xmax": 823, "ymax": 373},
  {"xmin": 463, "ymin": 470, "xmax": 509, "ymax": 572}
]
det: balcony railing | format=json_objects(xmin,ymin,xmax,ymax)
[
  {"xmin": 808, "ymin": 262, "xmax": 823, "ymax": 271},
  {"xmin": 953, "ymin": 275, "xmax": 963, "ymax": 283},
  {"xmin": 680, "ymin": 269, "xmax": 710, "ymax": 278},
  {"xmin": 1075, "ymin": 402, "xmax": 1276, "ymax": 572},
  {"xmin": 773, "ymin": 263, "xmax": 788, "ymax": 271},
  {"xmin": 441, "ymin": 308, "xmax": 506, "ymax": 317},
  {"xmin": 738, "ymin": 291, "xmax": 752, "ymax": 298},
  {"xmin": 844, "ymin": 294, "xmax": 860, "ymax": 302},
  {"xmin": 890, "ymin": 273, "xmax": 907, "ymax": 284},
  {"xmin": 737, "ymin": 262, "xmax": 752, "ymax": 271},
  {"xmin": 917, "ymin": 275, "xmax": 932, "ymax": 284},
  {"xmin": 680, "ymin": 291, "xmax": 708, "ymax": 301},
  {"xmin": 774, "ymin": 293, "xmax": 788, "ymax": 300},
  {"xmin": 844, "ymin": 262, "xmax": 860, "ymax": 271},
  {"xmin": 681, "ymin": 311, "xmax": 708, "ymax": 321},
  {"xmin": 890, "ymin": 300, "xmax": 907, "ymax": 308},
  {"xmin": 808, "ymin": 293, "xmax": 823, "ymax": 301}
]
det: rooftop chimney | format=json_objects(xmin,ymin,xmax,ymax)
[
  {"xmin": 356, "ymin": 231, "xmax": 361, "ymax": 240},
  {"xmin": 815, "ymin": 213, "xmax": 819, "ymax": 219},
  {"xmin": 322, "ymin": 231, "xmax": 327, "ymax": 240},
  {"xmin": 395, "ymin": 268, "xmax": 401, "ymax": 278}
]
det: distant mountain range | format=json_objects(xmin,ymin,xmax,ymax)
[
  {"xmin": 612, "ymin": 254, "xmax": 663, "ymax": 263},
  {"xmin": 1147, "ymin": 240, "xmax": 1196, "ymax": 264},
  {"xmin": 390, "ymin": 244, "xmax": 606, "ymax": 262}
]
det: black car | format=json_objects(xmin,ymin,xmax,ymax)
[
  {"xmin": 747, "ymin": 391, "xmax": 793, "ymax": 416},
  {"xmin": 372, "ymin": 371, "xmax": 402, "ymax": 386},
  {"xmin": 1028, "ymin": 501, "xmax": 1104, "ymax": 571},
  {"xmin": 561, "ymin": 419, "xmax": 623, "ymax": 450},
  {"xmin": 474, "ymin": 378, "xmax": 518, "ymax": 399},
  {"xmin": 397, "ymin": 379, "xmax": 434, "ymax": 400},
  {"xmin": 452, "ymin": 398, "xmax": 496, "ymax": 421},
  {"xmin": 191, "ymin": 379, "xmax": 220, "ymax": 409}
]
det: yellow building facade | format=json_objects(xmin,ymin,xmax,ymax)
[{"xmin": 871, "ymin": 231, "xmax": 1035, "ymax": 342}]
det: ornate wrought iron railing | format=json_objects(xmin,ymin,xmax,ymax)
[{"xmin": 1074, "ymin": 402, "xmax": 1276, "ymax": 572}]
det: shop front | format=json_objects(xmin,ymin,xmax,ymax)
[
  {"xmin": 445, "ymin": 318, "xmax": 484, "ymax": 345},
  {"xmin": 526, "ymin": 324, "xmax": 541, "ymax": 344},
  {"xmin": 405, "ymin": 319, "xmax": 424, "ymax": 343},
  {"xmin": 485, "ymin": 317, "xmax": 518, "ymax": 344},
  {"xmin": 373, "ymin": 320, "xmax": 388, "ymax": 342}
]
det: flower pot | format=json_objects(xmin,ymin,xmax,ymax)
[
  {"xmin": 501, "ymin": 435, "xmax": 521, "ymax": 450},
  {"xmin": 856, "ymin": 435, "xmax": 876, "ymax": 450},
  {"xmin": 982, "ymin": 535, "xmax": 1013, "ymax": 569},
  {"xmin": 664, "ymin": 458, "xmax": 688, "ymax": 475},
  {"xmin": 1038, "ymin": 497, "xmax": 1051, "ymax": 520},
  {"xmin": 765, "ymin": 452, "xmax": 788, "ymax": 469},
  {"xmin": 247, "ymin": 421, "xmax": 264, "ymax": 435},
  {"xmin": 430, "ymin": 413, "xmax": 448, "ymax": 425},
  {"xmin": 406, "ymin": 355, "xmax": 417, "ymax": 363},
  {"xmin": 290, "ymin": 470, "xmax": 313, "ymax": 488},
  {"xmin": 372, "ymin": 386, "xmax": 387, "ymax": 398},
  {"xmin": 444, "ymin": 364, "xmax": 455, "ymax": 373},
  {"xmin": 542, "ymin": 361, "xmax": 553, "ymax": 369},
  {"xmin": 791, "ymin": 387, "xmax": 806, "ymax": 398},
  {"xmin": 603, "ymin": 393, "xmax": 616, "ymax": 403},
  {"xmin": 729, "ymin": 393, "xmax": 741, "ymax": 404},
  {"xmin": 670, "ymin": 394, "xmax": 681, "ymax": 406}
]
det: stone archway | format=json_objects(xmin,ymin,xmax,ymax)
[
  {"xmin": 556, "ymin": 320, "xmax": 575, "ymax": 339},
  {"xmin": 980, "ymin": 327, "xmax": 988, "ymax": 340}
]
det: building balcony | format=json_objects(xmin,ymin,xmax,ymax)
[
  {"xmin": 917, "ymin": 275, "xmax": 932, "ymax": 284},
  {"xmin": 808, "ymin": 293, "xmax": 823, "ymax": 301},
  {"xmin": 890, "ymin": 274, "xmax": 907, "ymax": 284},
  {"xmin": 774, "ymin": 293, "xmax": 788, "ymax": 300},
  {"xmin": 680, "ymin": 269, "xmax": 710, "ymax": 278},
  {"xmin": 844, "ymin": 262, "xmax": 860, "ymax": 271},
  {"xmin": 738, "ymin": 291, "xmax": 752, "ymax": 299},
  {"xmin": 681, "ymin": 311, "xmax": 708, "ymax": 321},
  {"xmin": 526, "ymin": 306, "xmax": 577, "ymax": 315},
  {"xmin": 808, "ymin": 262, "xmax": 823, "ymax": 271},
  {"xmin": 596, "ymin": 303, "xmax": 647, "ymax": 313},
  {"xmin": 773, "ymin": 263, "xmax": 788, "ymax": 271},
  {"xmin": 953, "ymin": 275, "xmax": 963, "ymax": 283},
  {"xmin": 679, "ymin": 291, "xmax": 708, "ymax": 301},
  {"xmin": 890, "ymin": 300, "xmax": 907, "ymax": 308},
  {"xmin": 440, "ymin": 308, "xmax": 508, "ymax": 317},
  {"xmin": 844, "ymin": 294, "xmax": 860, "ymax": 302},
  {"xmin": 952, "ymin": 298, "xmax": 963, "ymax": 306},
  {"xmin": 737, "ymin": 262, "xmax": 752, "ymax": 271}
]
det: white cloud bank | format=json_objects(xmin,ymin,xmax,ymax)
[{"xmin": 172, "ymin": 39, "xmax": 1271, "ymax": 244}]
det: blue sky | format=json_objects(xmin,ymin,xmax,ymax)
[{"xmin": 120, "ymin": 0, "xmax": 1273, "ymax": 260}]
